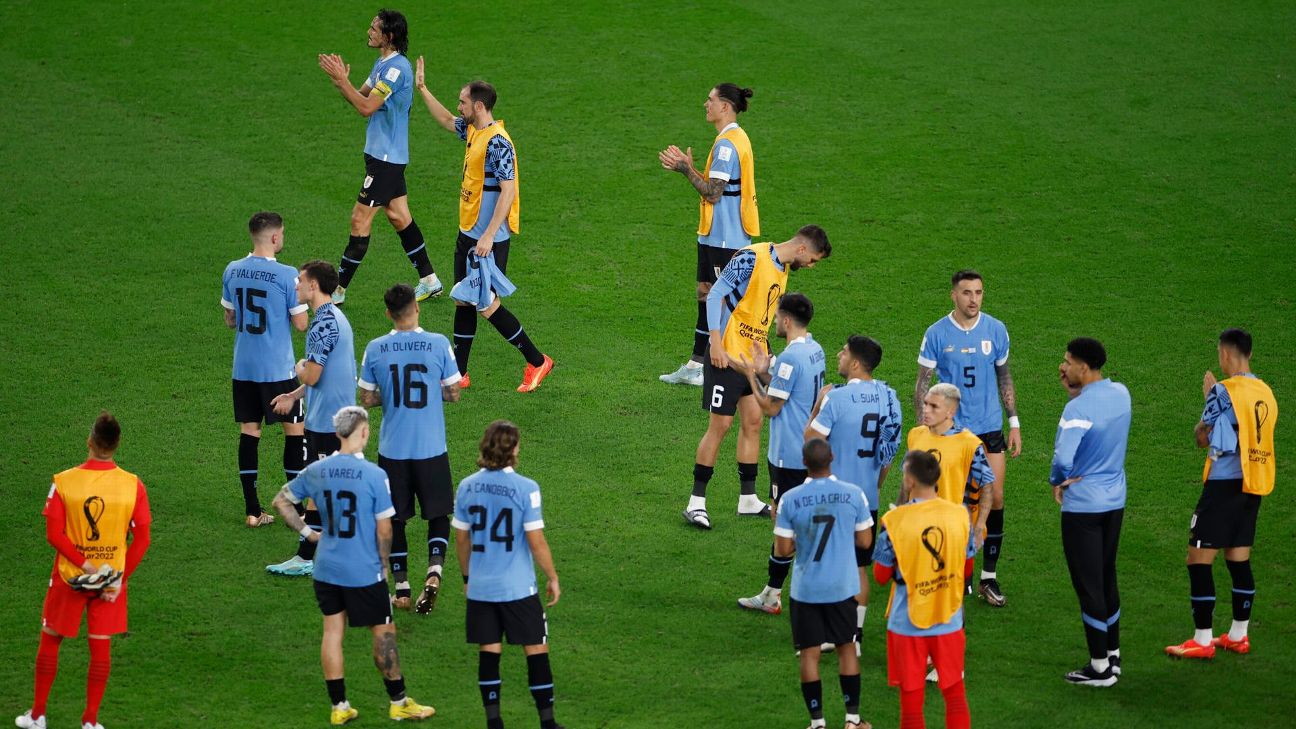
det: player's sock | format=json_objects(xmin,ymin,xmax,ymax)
[
  {"xmin": 1106, "ymin": 609, "xmax": 1120, "ymax": 654},
  {"xmin": 239, "ymin": 433, "xmax": 260, "ymax": 516},
  {"xmin": 982, "ymin": 507, "xmax": 1005, "ymax": 573},
  {"xmin": 941, "ymin": 679, "xmax": 971, "ymax": 729},
  {"xmin": 298, "ymin": 509, "xmax": 322, "ymax": 560},
  {"xmin": 453, "ymin": 305, "xmax": 478, "ymax": 375},
  {"xmin": 737, "ymin": 461, "xmax": 758, "ymax": 497},
  {"xmin": 82, "ymin": 636, "xmax": 111, "ymax": 726},
  {"xmin": 428, "ymin": 515, "xmax": 450, "ymax": 569},
  {"xmin": 1188, "ymin": 563, "xmax": 1214, "ymax": 643},
  {"xmin": 1226, "ymin": 559, "xmax": 1254, "ymax": 635},
  {"xmin": 486, "ymin": 305, "xmax": 545, "ymax": 367},
  {"xmin": 800, "ymin": 680, "xmax": 824, "ymax": 722},
  {"xmin": 283, "ymin": 434, "xmax": 306, "ymax": 484},
  {"xmin": 339, "ymin": 235, "xmax": 370, "ymax": 289},
  {"xmin": 326, "ymin": 678, "xmax": 347, "ymax": 706},
  {"xmin": 691, "ymin": 463, "xmax": 714, "ymax": 499},
  {"xmin": 390, "ymin": 518, "xmax": 409, "ymax": 589},
  {"xmin": 396, "ymin": 220, "xmax": 435, "ymax": 277},
  {"xmin": 526, "ymin": 652, "xmax": 558, "ymax": 728},
  {"xmin": 691, "ymin": 302, "xmax": 709, "ymax": 363},
  {"xmin": 31, "ymin": 630, "xmax": 61, "ymax": 720},
  {"xmin": 840, "ymin": 673, "xmax": 860, "ymax": 719},
  {"xmin": 478, "ymin": 651, "xmax": 504, "ymax": 729},
  {"xmin": 767, "ymin": 544, "xmax": 792, "ymax": 590},
  {"xmin": 1089, "ymin": 657, "xmax": 1110, "ymax": 672},
  {"xmin": 383, "ymin": 676, "xmax": 407, "ymax": 703},
  {"xmin": 899, "ymin": 687, "xmax": 925, "ymax": 729}
]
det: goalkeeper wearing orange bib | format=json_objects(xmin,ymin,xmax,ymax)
[{"xmin": 16, "ymin": 412, "xmax": 152, "ymax": 729}]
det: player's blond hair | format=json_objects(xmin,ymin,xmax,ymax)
[
  {"xmin": 332, "ymin": 406, "xmax": 369, "ymax": 438},
  {"xmin": 929, "ymin": 382, "xmax": 961, "ymax": 406}
]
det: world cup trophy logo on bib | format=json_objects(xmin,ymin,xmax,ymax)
[
  {"xmin": 762, "ymin": 284, "xmax": 783, "ymax": 326},
  {"xmin": 1255, "ymin": 401, "xmax": 1270, "ymax": 447},
  {"xmin": 83, "ymin": 495, "xmax": 105, "ymax": 542},
  {"xmin": 921, "ymin": 525, "xmax": 946, "ymax": 571}
]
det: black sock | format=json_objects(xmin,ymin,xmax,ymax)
[
  {"xmin": 238, "ymin": 433, "xmax": 260, "ymax": 516},
  {"xmin": 767, "ymin": 544, "xmax": 793, "ymax": 589},
  {"xmin": 325, "ymin": 677, "xmax": 346, "ymax": 706},
  {"xmin": 840, "ymin": 673, "xmax": 860, "ymax": 716},
  {"xmin": 1226, "ymin": 559, "xmax": 1255, "ymax": 621},
  {"xmin": 396, "ymin": 220, "xmax": 435, "ymax": 278},
  {"xmin": 283, "ymin": 434, "xmax": 306, "ymax": 484},
  {"xmin": 428, "ymin": 516, "xmax": 449, "ymax": 569},
  {"xmin": 1188, "ymin": 563, "xmax": 1215, "ymax": 630},
  {"xmin": 1082, "ymin": 622, "xmax": 1109, "ymax": 661},
  {"xmin": 487, "ymin": 305, "xmax": 544, "ymax": 367},
  {"xmin": 800, "ymin": 680, "xmax": 824, "ymax": 721},
  {"xmin": 383, "ymin": 676, "xmax": 406, "ymax": 703},
  {"xmin": 692, "ymin": 464, "xmax": 714, "ymax": 498},
  {"xmin": 478, "ymin": 651, "xmax": 504, "ymax": 729},
  {"xmin": 453, "ymin": 305, "xmax": 478, "ymax": 375},
  {"xmin": 527, "ymin": 652, "xmax": 557, "ymax": 728},
  {"xmin": 339, "ymin": 235, "xmax": 370, "ymax": 289},
  {"xmin": 298, "ymin": 510, "xmax": 322, "ymax": 560},
  {"xmin": 983, "ymin": 507, "xmax": 1005, "ymax": 572},
  {"xmin": 691, "ymin": 301, "xmax": 709, "ymax": 362},
  {"xmin": 738, "ymin": 462, "xmax": 758, "ymax": 497},
  {"xmin": 390, "ymin": 519, "xmax": 409, "ymax": 587},
  {"xmin": 1107, "ymin": 613, "xmax": 1120, "ymax": 653}
]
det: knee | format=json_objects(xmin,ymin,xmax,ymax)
[
  {"xmin": 385, "ymin": 207, "xmax": 411, "ymax": 229},
  {"xmin": 349, "ymin": 209, "xmax": 374, "ymax": 234}
]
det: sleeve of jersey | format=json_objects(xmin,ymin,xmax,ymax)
[
  {"xmin": 1049, "ymin": 406, "xmax": 1091, "ymax": 485},
  {"xmin": 1201, "ymin": 384, "xmax": 1228, "ymax": 425},
  {"xmin": 708, "ymin": 140, "xmax": 738, "ymax": 181},
  {"xmin": 767, "ymin": 357, "xmax": 796, "ymax": 400},
  {"xmin": 995, "ymin": 322, "xmax": 1010, "ymax": 366},
  {"xmin": 808, "ymin": 392, "xmax": 834, "ymax": 435},
  {"xmin": 705, "ymin": 249, "xmax": 754, "ymax": 331},
  {"xmin": 373, "ymin": 476, "xmax": 396, "ymax": 520},
  {"xmin": 287, "ymin": 276, "xmax": 308, "ymax": 315},
  {"xmin": 872, "ymin": 529, "xmax": 896, "ymax": 568},
  {"xmin": 221, "ymin": 269, "xmax": 234, "ymax": 309},
  {"xmin": 286, "ymin": 470, "xmax": 309, "ymax": 504},
  {"xmin": 44, "ymin": 491, "xmax": 86, "ymax": 567},
  {"xmin": 371, "ymin": 63, "xmax": 400, "ymax": 100},
  {"xmin": 451, "ymin": 489, "xmax": 470, "ymax": 531},
  {"xmin": 917, "ymin": 329, "xmax": 939, "ymax": 368},
  {"xmin": 440, "ymin": 344, "xmax": 462, "ymax": 385},
  {"xmin": 131, "ymin": 480, "xmax": 153, "ymax": 527},
  {"xmin": 970, "ymin": 446, "xmax": 995, "ymax": 488},
  {"xmin": 357, "ymin": 348, "xmax": 377, "ymax": 390},
  {"xmin": 306, "ymin": 320, "xmax": 338, "ymax": 366},
  {"xmin": 523, "ymin": 485, "xmax": 544, "ymax": 531},
  {"xmin": 486, "ymin": 137, "xmax": 516, "ymax": 181},
  {"xmin": 877, "ymin": 392, "xmax": 903, "ymax": 466},
  {"xmin": 856, "ymin": 497, "xmax": 874, "ymax": 530},
  {"xmin": 455, "ymin": 116, "xmax": 468, "ymax": 141},
  {"xmin": 772, "ymin": 500, "xmax": 794, "ymax": 539}
]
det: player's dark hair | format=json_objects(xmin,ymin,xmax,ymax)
[
  {"xmin": 778, "ymin": 292, "xmax": 814, "ymax": 327},
  {"xmin": 1219, "ymin": 328, "xmax": 1253, "ymax": 357},
  {"xmin": 384, "ymin": 283, "xmax": 416, "ymax": 317},
  {"xmin": 376, "ymin": 9, "xmax": 409, "ymax": 55},
  {"xmin": 465, "ymin": 80, "xmax": 497, "ymax": 111},
  {"xmin": 845, "ymin": 334, "xmax": 883, "ymax": 374},
  {"xmin": 478, "ymin": 420, "xmax": 519, "ymax": 470},
  {"xmin": 951, "ymin": 269, "xmax": 983, "ymax": 288},
  {"xmin": 248, "ymin": 211, "xmax": 283, "ymax": 236},
  {"xmin": 803, "ymin": 438, "xmax": 834, "ymax": 474},
  {"xmin": 300, "ymin": 260, "xmax": 340, "ymax": 296},
  {"xmin": 903, "ymin": 449, "xmax": 941, "ymax": 488},
  {"xmin": 90, "ymin": 411, "xmax": 121, "ymax": 454},
  {"xmin": 714, "ymin": 83, "xmax": 753, "ymax": 113},
  {"xmin": 1066, "ymin": 337, "xmax": 1107, "ymax": 371},
  {"xmin": 796, "ymin": 225, "xmax": 831, "ymax": 257}
]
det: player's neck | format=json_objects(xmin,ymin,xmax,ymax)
[
  {"xmin": 785, "ymin": 325, "xmax": 808, "ymax": 342},
  {"xmin": 927, "ymin": 418, "xmax": 953, "ymax": 434},
  {"xmin": 86, "ymin": 450, "xmax": 114, "ymax": 463},
  {"xmin": 392, "ymin": 316, "xmax": 419, "ymax": 331},
  {"xmin": 1224, "ymin": 358, "xmax": 1251, "ymax": 377},
  {"xmin": 250, "ymin": 244, "xmax": 276, "ymax": 259},
  {"xmin": 909, "ymin": 486, "xmax": 937, "ymax": 501},
  {"xmin": 951, "ymin": 309, "xmax": 979, "ymax": 328},
  {"xmin": 379, "ymin": 45, "xmax": 398, "ymax": 59},
  {"xmin": 309, "ymin": 294, "xmax": 333, "ymax": 311},
  {"xmin": 713, "ymin": 116, "xmax": 736, "ymax": 133},
  {"xmin": 472, "ymin": 114, "xmax": 497, "ymax": 130},
  {"xmin": 849, "ymin": 367, "xmax": 872, "ymax": 382}
]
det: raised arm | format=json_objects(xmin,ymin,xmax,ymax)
[
  {"xmin": 414, "ymin": 56, "xmax": 458, "ymax": 132},
  {"xmin": 319, "ymin": 54, "xmax": 385, "ymax": 118},
  {"xmin": 658, "ymin": 145, "xmax": 725, "ymax": 203}
]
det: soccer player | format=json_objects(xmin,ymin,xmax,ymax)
[
  {"xmin": 774, "ymin": 439, "xmax": 873, "ymax": 729},
  {"xmin": 1051, "ymin": 337, "xmax": 1130, "ymax": 687},
  {"xmin": 730, "ymin": 293, "xmax": 826, "ymax": 615},
  {"xmin": 453, "ymin": 420, "xmax": 564, "ymax": 729},
  {"xmin": 268, "ymin": 261, "xmax": 358, "ymax": 577},
  {"xmin": 658, "ymin": 83, "xmax": 760, "ymax": 387},
  {"xmin": 221, "ymin": 211, "xmax": 309, "ymax": 527},
  {"xmin": 272, "ymin": 406, "xmax": 435, "ymax": 724},
  {"xmin": 874, "ymin": 450, "xmax": 975, "ymax": 729},
  {"xmin": 16, "ymin": 412, "xmax": 151, "ymax": 729},
  {"xmin": 914, "ymin": 270, "xmax": 1019, "ymax": 607},
  {"xmin": 802, "ymin": 335, "xmax": 902, "ymax": 648},
  {"xmin": 412, "ymin": 60, "xmax": 554, "ymax": 393},
  {"xmin": 904, "ymin": 384, "xmax": 995, "ymax": 542},
  {"xmin": 318, "ymin": 10, "xmax": 442, "ymax": 305},
  {"xmin": 358, "ymin": 283, "xmax": 462, "ymax": 612},
  {"xmin": 1166, "ymin": 328, "xmax": 1278, "ymax": 659},
  {"xmin": 683, "ymin": 226, "xmax": 831, "ymax": 529}
]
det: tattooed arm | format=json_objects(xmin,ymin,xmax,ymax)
[
  {"xmin": 914, "ymin": 365, "xmax": 935, "ymax": 419},
  {"xmin": 996, "ymin": 361, "xmax": 1022, "ymax": 456},
  {"xmin": 272, "ymin": 486, "xmax": 318, "ymax": 541},
  {"xmin": 658, "ymin": 145, "xmax": 726, "ymax": 203}
]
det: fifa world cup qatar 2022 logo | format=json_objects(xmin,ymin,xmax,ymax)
[
  {"xmin": 921, "ymin": 526, "xmax": 946, "ymax": 571},
  {"xmin": 83, "ymin": 496, "xmax": 105, "ymax": 541},
  {"xmin": 761, "ymin": 284, "xmax": 783, "ymax": 326}
]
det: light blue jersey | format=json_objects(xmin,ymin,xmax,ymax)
[
  {"xmin": 917, "ymin": 313, "xmax": 1011, "ymax": 435},
  {"xmin": 706, "ymin": 246, "xmax": 783, "ymax": 335},
  {"xmin": 304, "ymin": 303, "xmax": 357, "ymax": 434},
  {"xmin": 363, "ymin": 52, "xmax": 413, "ymax": 164},
  {"xmin": 697, "ymin": 125, "xmax": 749, "ymax": 250},
  {"xmin": 1201, "ymin": 377, "xmax": 1255, "ymax": 480},
  {"xmin": 452, "ymin": 467, "xmax": 545, "ymax": 602},
  {"xmin": 1050, "ymin": 379, "xmax": 1131, "ymax": 513},
  {"xmin": 808, "ymin": 379, "xmax": 903, "ymax": 510},
  {"xmin": 767, "ymin": 335, "xmax": 826, "ymax": 469},
  {"xmin": 455, "ymin": 118, "xmax": 516, "ymax": 242},
  {"xmin": 221, "ymin": 255, "xmax": 307, "ymax": 382},
  {"xmin": 358, "ymin": 328, "xmax": 461, "ymax": 460},
  {"xmin": 288, "ymin": 452, "xmax": 395, "ymax": 587},
  {"xmin": 873, "ymin": 509, "xmax": 977, "ymax": 637},
  {"xmin": 774, "ymin": 476, "xmax": 874, "ymax": 603}
]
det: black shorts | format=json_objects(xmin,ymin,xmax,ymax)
[
  {"xmin": 768, "ymin": 463, "xmax": 808, "ymax": 505},
  {"xmin": 232, "ymin": 378, "xmax": 302, "ymax": 425},
  {"xmin": 306, "ymin": 429, "xmax": 341, "ymax": 463},
  {"xmin": 857, "ymin": 510, "xmax": 879, "ymax": 565},
  {"xmin": 466, "ymin": 595, "xmax": 548, "ymax": 646},
  {"xmin": 977, "ymin": 430, "xmax": 1007, "ymax": 455},
  {"xmin": 314, "ymin": 580, "xmax": 392, "ymax": 627},
  {"xmin": 702, "ymin": 362, "xmax": 753, "ymax": 416},
  {"xmin": 379, "ymin": 453, "xmax": 454, "ymax": 520},
  {"xmin": 357, "ymin": 154, "xmax": 407, "ymax": 207},
  {"xmin": 453, "ymin": 232, "xmax": 512, "ymax": 284},
  {"xmin": 789, "ymin": 597, "xmax": 857, "ymax": 650},
  {"xmin": 1189, "ymin": 479, "xmax": 1261, "ymax": 549},
  {"xmin": 697, "ymin": 244, "xmax": 739, "ymax": 284}
]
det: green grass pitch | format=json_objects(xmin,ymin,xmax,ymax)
[{"xmin": 1, "ymin": 1, "xmax": 1293, "ymax": 727}]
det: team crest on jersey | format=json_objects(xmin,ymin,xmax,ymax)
[{"xmin": 981, "ymin": 340, "xmax": 992, "ymax": 355}]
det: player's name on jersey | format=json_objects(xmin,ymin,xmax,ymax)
[
  {"xmin": 843, "ymin": 391, "xmax": 882, "ymax": 404},
  {"xmin": 230, "ymin": 269, "xmax": 281, "ymax": 282},
  {"xmin": 469, "ymin": 481, "xmax": 520, "ymax": 499},
  {"xmin": 378, "ymin": 340, "xmax": 443, "ymax": 354},
  {"xmin": 789, "ymin": 491, "xmax": 858, "ymax": 509},
  {"xmin": 913, "ymin": 572, "xmax": 959, "ymax": 597},
  {"xmin": 327, "ymin": 466, "xmax": 367, "ymax": 480}
]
